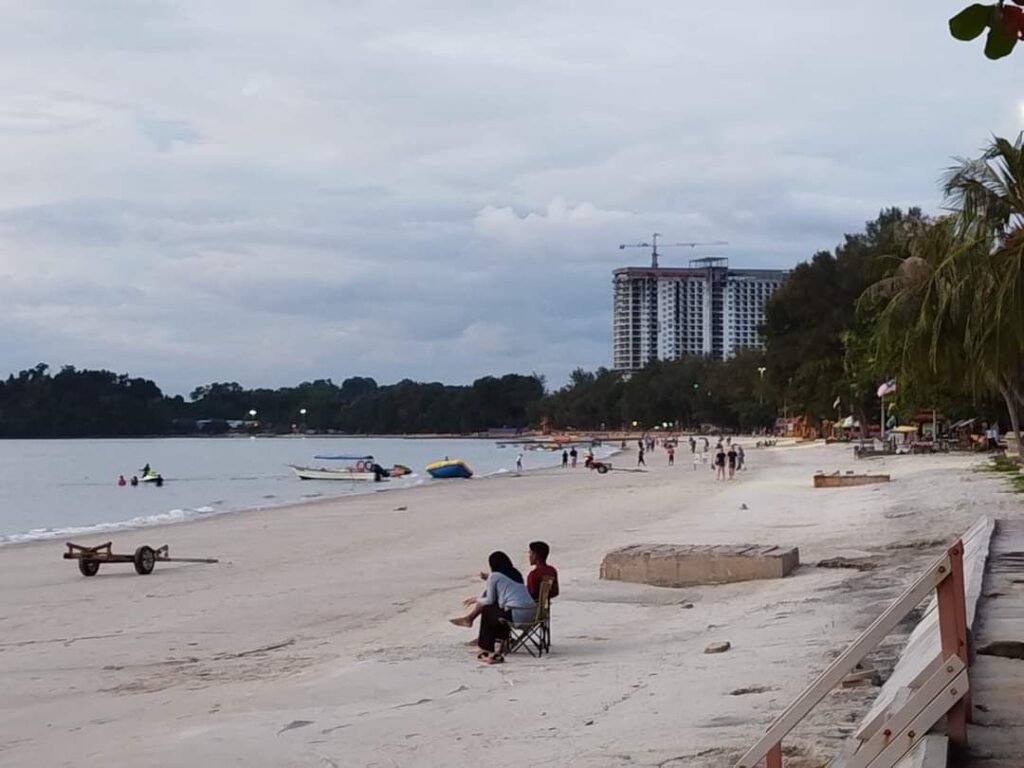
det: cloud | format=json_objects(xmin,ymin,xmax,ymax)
[
  {"xmin": 139, "ymin": 118, "xmax": 202, "ymax": 151},
  {"xmin": 0, "ymin": 1, "xmax": 1019, "ymax": 394}
]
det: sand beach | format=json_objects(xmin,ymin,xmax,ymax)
[{"xmin": 0, "ymin": 441, "xmax": 1018, "ymax": 767}]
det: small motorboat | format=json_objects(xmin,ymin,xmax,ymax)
[
  {"xmin": 290, "ymin": 455, "xmax": 382, "ymax": 482},
  {"xmin": 425, "ymin": 458, "xmax": 473, "ymax": 479}
]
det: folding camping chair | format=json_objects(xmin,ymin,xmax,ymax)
[{"xmin": 500, "ymin": 576, "xmax": 553, "ymax": 657}]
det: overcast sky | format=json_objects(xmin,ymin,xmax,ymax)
[{"xmin": 0, "ymin": 1, "xmax": 1019, "ymax": 395}]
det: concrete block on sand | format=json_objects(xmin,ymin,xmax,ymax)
[
  {"xmin": 600, "ymin": 543, "xmax": 799, "ymax": 588},
  {"xmin": 813, "ymin": 472, "xmax": 890, "ymax": 488}
]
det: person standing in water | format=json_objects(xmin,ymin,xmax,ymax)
[
  {"xmin": 569, "ymin": 446, "xmax": 578, "ymax": 468},
  {"xmin": 561, "ymin": 449, "xmax": 569, "ymax": 468},
  {"xmin": 516, "ymin": 453, "xmax": 523, "ymax": 473}
]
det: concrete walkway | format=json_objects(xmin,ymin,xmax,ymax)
[{"xmin": 965, "ymin": 518, "xmax": 1024, "ymax": 766}]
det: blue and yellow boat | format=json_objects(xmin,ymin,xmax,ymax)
[{"xmin": 425, "ymin": 458, "xmax": 473, "ymax": 479}]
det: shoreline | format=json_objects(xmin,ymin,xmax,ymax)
[{"xmin": 0, "ymin": 448, "xmax": 623, "ymax": 550}]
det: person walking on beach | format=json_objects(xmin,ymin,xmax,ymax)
[
  {"xmin": 692, "ymin": 450, "xmax": 702, "ymax": 471},
  {"xmin": 736, "ymin": 444, "xmax": 745, "ymax": 470},
  {"xmin": 569, "ymin": 446, "xmax": 578, "ymax": 468},
  {"xmin": 666, "ymin": 443, "xmax": 675, "ymax": 466},
  {"xmin": 689, "ymin": 436, "xmax": 696, "ymax": 454},
  {"xmin": 727, "ymin": 445, "xmax": 737, "ymax": 479},
  {"xmin": 715, "ymin": 446, "xmax": 726, "ymax": 480},
  {"xmin": 637, "ymin": 446, "xmax": 646, "ymax": 467},
  {"xmin": 561, "ymin": 449, "xmax": 569, "ymax": 468},
  {"xmin": 516, "ymin": 453, "xmax": 523, "ymax": 473}
]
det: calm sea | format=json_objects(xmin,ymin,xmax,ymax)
[{"xmin": 0, "ymin": 437, "xmax": 613, "ymax": 545}]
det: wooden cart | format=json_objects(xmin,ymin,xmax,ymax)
[{"xmin": 63, "ymin": 541, "xmax": 218, "ymax": 576}]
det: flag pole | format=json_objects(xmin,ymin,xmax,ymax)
[{"xmin": 880, "ymin": 392, "xmax": 885, "ymax": 444}]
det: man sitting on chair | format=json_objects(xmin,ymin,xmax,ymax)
[{"xmin": 527, "ymin": 541, "xmax": 559, "ymax": 601}]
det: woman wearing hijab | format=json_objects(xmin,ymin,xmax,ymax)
[{"xmin": 450, "ymin": 551, "xmax": 536, "ymax": 663}]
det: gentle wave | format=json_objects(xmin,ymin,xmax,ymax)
[
  {"xmin": 0, "ymin": 506, "xmax": 230, "ymax": 546},
  {"xmin": 0, "ymin": 471, "xmax": 425, "ymax": 546}
]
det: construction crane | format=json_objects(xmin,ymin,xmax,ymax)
[{"xmin": 618, "ymin": 233, "xmax": 728, "ymax": 268}]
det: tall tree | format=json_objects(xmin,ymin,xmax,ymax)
[{"xmin": 761, "ymin": 208, "xmax": 924, "ymax": 425}]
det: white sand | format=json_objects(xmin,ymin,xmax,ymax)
[{"xmin": 1, "ymin": 443, "xmax": 1017, "ymax": 767}]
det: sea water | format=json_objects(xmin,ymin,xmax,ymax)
[{"xmin": 0, "ymin": 437, "xmax": 614, "ymax": 545}]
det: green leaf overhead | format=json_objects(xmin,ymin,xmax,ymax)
[
  {"xmin": 950, "ymin": 3, "xmax": 993, "ymax": 40},
  {"xmin": 985, "ymin": 20, "xmax": 1018, "ymax": 58}
]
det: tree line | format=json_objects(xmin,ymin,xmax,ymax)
[{"xmin": 0, "ymin": 366, "xmax": 546, "ymax": 437}]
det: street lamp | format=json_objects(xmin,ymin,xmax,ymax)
[
  {"xmin": 248, "ymin": 409, "xmax": 257, "ymax": 421},
  {"xmin": 298, "ymin": 407, "xmax": 307, "ymax": 433},
  {"xmin": 757, "ymin": 366, "xmax": 767, "ymax": 405}
]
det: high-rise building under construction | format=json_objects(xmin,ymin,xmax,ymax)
[{"xmin": 611, "ymin": 257, "xmax": 786, "ymax": 373}]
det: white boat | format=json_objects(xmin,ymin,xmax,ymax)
[
  {"xmin": 289, "ymin": 465, "xmax": 380, "ymax": 481},
  {"xmin": 289, "ymin": 454, "xmax": 382, "ymax": 482}
]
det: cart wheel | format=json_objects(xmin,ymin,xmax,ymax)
[
  {"xmin": 133, "ymin": 546, "xmax": 156, "ymax": 575},
  {"xmin": 597, "ymin": 464, "xmax": 609, "ymax": 474},
  {"xmin": 79, "ymin": 559, "xmax": 100, "ymax": 577}
]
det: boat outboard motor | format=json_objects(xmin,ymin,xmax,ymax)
[{"xmin": 372, "ymin": 463, "xmax": 385, "ymax": 481}]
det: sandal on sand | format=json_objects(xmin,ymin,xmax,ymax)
[{"xmin": 477, "ymin": 652, "xmax": 504, "ymax": 664}]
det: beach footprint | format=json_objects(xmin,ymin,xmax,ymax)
[{"xmin": 277, "ymin": 720, "xmax": 314, "ymax": 735}]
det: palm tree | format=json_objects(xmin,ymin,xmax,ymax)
[
  {"xmin": 944, "ymin": 136, "xmax": 1024, "ymax": 445},
  {"xmin": 868, "ymin": 136, "xmax": 1024, "ymax": 449},
  {"xmin": 867, "ymin": 216, "xmax": 973, "ymax": 397}
]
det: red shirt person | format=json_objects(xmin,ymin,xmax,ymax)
[{"xmin": 526, "ymin": 540, "xmax": 559, "ymax": 600}]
